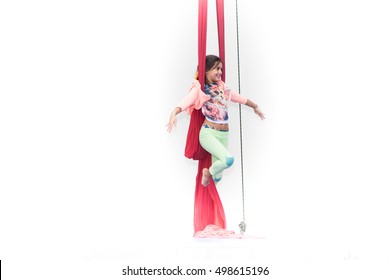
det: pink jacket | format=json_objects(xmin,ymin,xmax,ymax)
[{"xmin": 177, "ymin": 80, "xmax": 248, "ymax": 115}]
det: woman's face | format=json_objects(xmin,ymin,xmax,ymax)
[{"xmin": 206, "ymin": 62, "xmax": 223, "ymax": 84}]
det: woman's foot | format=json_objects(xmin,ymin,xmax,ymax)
[{"xmin": 201, "ymin": 168, "xmax": 212, "ymax": 187}]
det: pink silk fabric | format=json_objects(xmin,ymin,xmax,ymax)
[{"xmin": 185, "ymin": 0, "xmax": 236, "ymax": 237}]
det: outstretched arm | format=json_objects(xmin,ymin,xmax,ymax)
[
  {"xmin": 245, "ymin": 99, "xmax": 265, "ymax": 120},
  {"xmin": 166, "ymin": 107, "xmax": 182, "ymax": 133},
  {"xmin": 166, "ymin": 85, "xmax": 201, "ymax": 133},
  {"xmin": 228, "ymin": 88, "xmax": 265, "ymax": 120}
]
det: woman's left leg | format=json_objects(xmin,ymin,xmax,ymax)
[{"xmin": 210, "ymin": 131, "xmax": 230, "ymax": 182}]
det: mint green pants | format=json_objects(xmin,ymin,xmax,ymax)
[{"xmin": 199, "ymin": 126, "xmax": 234, "ymax": 183}]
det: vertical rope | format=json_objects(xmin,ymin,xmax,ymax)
[{"xmin": 235, "ymin": 0, "xmax": 246, "ymax": 235}]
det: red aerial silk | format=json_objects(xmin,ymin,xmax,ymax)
[{"xmin": 185, "ymin": 0, "xmax": 227, "ymax": 235}]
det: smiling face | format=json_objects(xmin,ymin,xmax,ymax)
[{"xmin": 205, "ymin": 62, "xmax": 223, "ymax": 84}]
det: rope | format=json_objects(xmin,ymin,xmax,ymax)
[{"xmin": 235, "ymin": 0, "xmax": 246, "ymax": 235}]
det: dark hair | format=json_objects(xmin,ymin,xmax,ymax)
[
  {"xmin": 205, "ymin": 55, "xmax": 222, "ymax": 72},
  {"xmin": 196, "ymin": 55, "xmax": 223, "ymax": 83}
]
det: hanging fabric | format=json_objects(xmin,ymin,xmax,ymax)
[
  {"xmin": 216, "ymin": 0, "xmax": 225, "ymax": 82},
  {"xmin": 184, "ymin": 0, "xmax": 228, "ymax": 235}
]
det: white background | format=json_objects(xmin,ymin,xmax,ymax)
[{"xmin": 1, "ymin": 0, "xmax": 390, "ymax": 279}]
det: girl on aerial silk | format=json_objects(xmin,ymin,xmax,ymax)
[
  {"xmin": 167, "ymin": 54, "xmax": 265, "ymax": 186},
  {"xmin": 166, "ymin": 54, "xmax": 265, "ymax": 237}
]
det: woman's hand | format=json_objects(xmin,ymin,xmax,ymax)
[
  {"xmin": 166, "ymin": 107, "xmax": 182, "ymax": 133},
  {"xmin": 166, "ymin": 114, "xmax": 177, "ymax": 133},
  {"xmin": 245, "ymin": 99, "xmax": 265, "ymax": 120},
  {"xmin": 254, "ymin": 106, "xmax": 265, "ymax": 120}
]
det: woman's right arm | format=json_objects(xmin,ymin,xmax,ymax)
[
  {"xmin": 166, "ymin": 87, "xmax": 198, "ymax": 133},
  {"xmin": 166, "ymin": 107, "xmax": 182, "ymax": 133}
]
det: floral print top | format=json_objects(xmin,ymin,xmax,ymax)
[{"xmin": 202, "ymin": 83, "xmax": 230, "ymax": 124}]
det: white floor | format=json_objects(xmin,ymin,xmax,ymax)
[{"xmin": 70, "ymin": 233, "xmax": 390, "ymax": 280}]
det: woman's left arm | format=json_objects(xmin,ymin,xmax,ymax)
[
  {"xmin": 245, "ymin": 99, "xmax": 265, "ymax": 120},
  {"xmin": 227, "ymin": 86, "xmax": 265, "ymax": 120}
]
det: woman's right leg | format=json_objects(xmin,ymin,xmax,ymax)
[{"xmin": 199, "ymin": 127, "xmax": 234, "ymax": 185}]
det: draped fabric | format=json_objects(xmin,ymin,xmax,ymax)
[
  {"xmin": 216, "ymin": 0, "xmax": 225, "ymax": 82},
  {"xmin": 185, "ymin": 0, "xmax": 228, "ymax": 235}
]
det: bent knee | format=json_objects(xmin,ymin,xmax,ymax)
[{"xmin": 226, "ymin": 156, "xmax": 234, "ymax": 167}]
